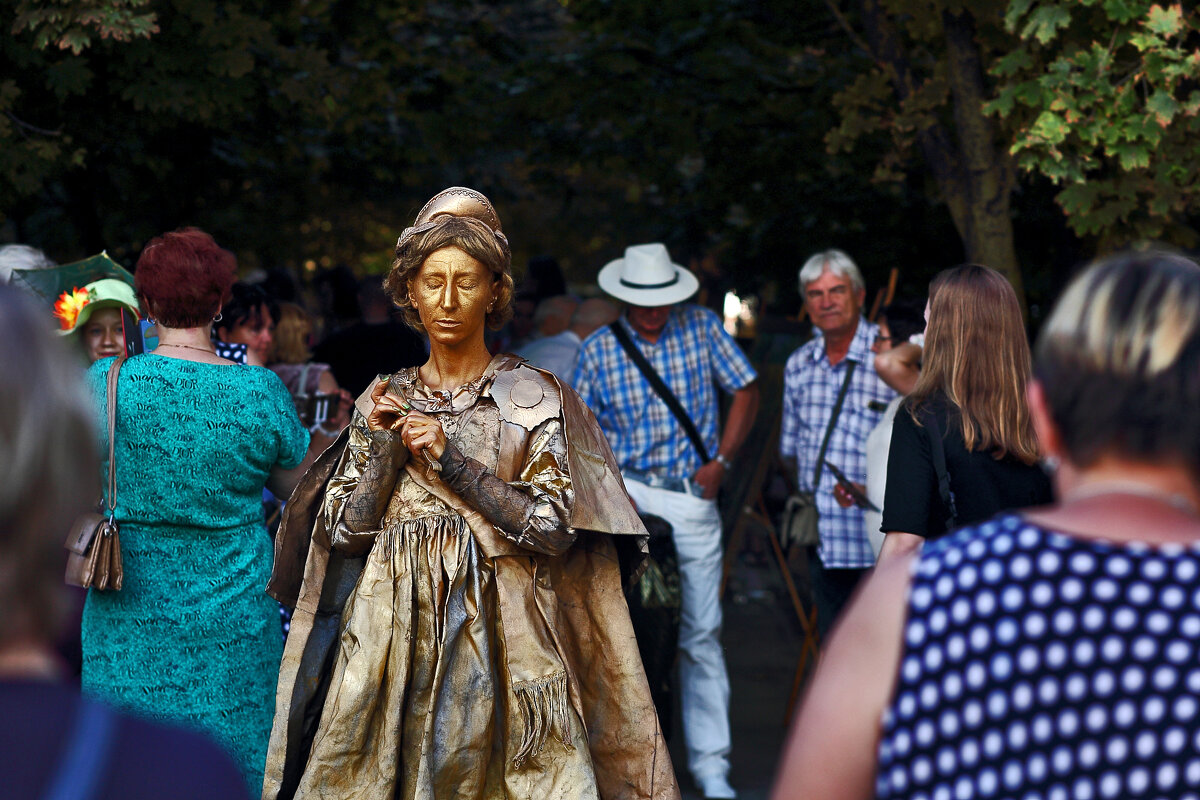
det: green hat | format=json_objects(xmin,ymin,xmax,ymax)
[{"xmin": 54, "ymin": 278, "xmax": 140, "ymax": 335}]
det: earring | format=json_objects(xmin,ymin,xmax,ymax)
[
  {"xmin": 1042, "ymin": 455, "xmax": 1060, "ymax": 476},
  {"xmin": 213, "ymin": 312, "xmax": 223, "ymax": 322},
  {"xmin": 487, "ymin": 301, "xmax": 495, "ymax": 313}
]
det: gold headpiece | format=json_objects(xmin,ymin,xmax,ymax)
[{"xmin": 396, "ymin": 186, "xmax": 508, "ymax": 250}]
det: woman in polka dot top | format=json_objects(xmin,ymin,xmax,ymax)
[{"xmin": 773, "ymin": 249, "xmax": 1200, "ymax": 800}]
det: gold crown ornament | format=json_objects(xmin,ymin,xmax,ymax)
[{"xmin": 396, "ymin": 187, "xmax": 509, "ymax": 250}]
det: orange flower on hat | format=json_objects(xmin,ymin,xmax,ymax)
[{"xmin": 54, "ymin": 286, "xmax": 91, "ymax": 331}]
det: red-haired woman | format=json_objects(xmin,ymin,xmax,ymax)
[{"xmin": 80, "ymin": 228, "xmax": 329, "ymax": 791}]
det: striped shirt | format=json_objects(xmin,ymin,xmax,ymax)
[
  {"xmin": 781, "ymin": 318, "xmax": 897, "ymax": 568},
  {"xmin": 573, "ymin": 304, "xmax": 757, "ymax": 481}
]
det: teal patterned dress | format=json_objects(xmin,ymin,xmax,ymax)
[{"xmin": 81, "ymin": 354, "xmax": 309, "ymax": 789}]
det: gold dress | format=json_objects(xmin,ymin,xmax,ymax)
[{"xmin": 263, "ymin": 355, "xmax": 679, "ymax": 800}]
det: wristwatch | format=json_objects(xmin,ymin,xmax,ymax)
[{"xmin": 714, "ymin": 453, "xmax": 732, "ymax": 469}]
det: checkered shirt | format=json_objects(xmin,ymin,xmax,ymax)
[
  {"xmin": 780, "ymin": 318, "xmax": 898, "ymax": 568},
  {"xmin": 573, "ymin": 304, "xmax": 757, "ymax": 480}
]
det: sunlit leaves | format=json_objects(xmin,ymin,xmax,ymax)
[
  {"xmin": 12, "ymin": 0, "xmax": 159, "ymax": 55},
  {"xmin": 1146, "ymin": 89, "xmax": 1181, "ymax": 125},
  {"xmin": 991, "ymin": 1, "xmax": 1200, "ymax": 244},
  {"xmin": 1145, "ymin": 3, "xmax": 1184, "ymax": 36},
  {"xmin": 1018, "ymin": 4, "xmax": 1072, "ymax": 43}
]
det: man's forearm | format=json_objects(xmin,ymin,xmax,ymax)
[{"xmin": 717, "ymin": 381, "xmax": 760, "ymax": 460}]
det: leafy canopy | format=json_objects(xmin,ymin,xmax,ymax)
[
  {"xmin": 12, "ymin": 0, "xmax": 159, "ymax": 54},
  {"xmin": 986, "ymin": 2, "xmax": 1200, "ymax": 245}
]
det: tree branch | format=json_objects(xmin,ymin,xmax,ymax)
[
  {"xmin": 852, "ymin": 0, "xmax": 966, "ymax": 232},
  {"xmin": 819, "ymin": 0, "xmax": 875, "ymax": 59},
  {"xmin": 4, "ymin": 111, "xmax": 63, "ymax": 137}
]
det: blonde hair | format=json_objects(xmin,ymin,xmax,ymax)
[
  {"xmin": 1035, "ymin": 248, "xmax": 1200, "ymax": 473},
  {"xmin": 908, "ymin": 264, "xmax": 1040, "ymax": 464},
  {"xmin": 271, "ymin": 302, "xmax": 314, "ymax": 365}
]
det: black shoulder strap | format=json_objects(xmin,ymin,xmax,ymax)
[
  {"xmin": 922, "ymin": 407, "xmax": 958, "ymax": 527},
  {"xmin": 609, "ymin": 321, "xmax": 710, "ymax": 463},
  {"xmin": 812, "ymin": 360, "xmax": 857, "ymax": 488}
]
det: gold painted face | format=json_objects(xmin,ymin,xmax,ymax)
[
  {"xmin": 409, "ymin": 246, "xmax": 496, "ymax": 348},
  {"xmin": 82, "ymin": 306, "xmax": 124, "ymax": 363}
]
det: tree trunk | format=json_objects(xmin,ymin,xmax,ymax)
[
  {"xmin": 941, "ymin": 8, "xmax": 1025, "ymax": 309},
  {"xmin": 852, "ymin": 0, "xmax": 1026, "ymax": 309}
]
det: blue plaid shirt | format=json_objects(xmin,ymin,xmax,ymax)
[
  {"xmin": 781, "ymin": 318, "xmax": 898, "ymax": 568},
  {"xmin": 573, "ymin": 304, "xmax": 757, "ymax": 480}
]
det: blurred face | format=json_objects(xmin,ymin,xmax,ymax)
[
  {"xmin": 627, "ymin": 304, "xmax": 672, "ymax": 341},
  {"xmin": 804, "ymin": 268, "xmax": 865, "ymax": 339},
  {"xmin": 409, "ymin": 246, "xmax": 495, "ymax": 349},
  {"xmin": 81, "ymin": 307, "xmax": 124, "ymax": 363},
  {"xmin": 510, "ymin": 298, "xmax": 536, "ymax": 340},
  {"xmin": 225, "ymin": 304, "xmax": 274, "ymax": 362}
]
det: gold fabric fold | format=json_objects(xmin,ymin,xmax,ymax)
[
  {"xmin": 511, "ymin": 671, "xmax": 571, "ymax": 767},
  {"xmin": 404, "ymin": 456, "xmax": 582, "ymax": 767},
  {"xmin": 263, "ymin": 357, "xmax": 680, "ymax": 800}
]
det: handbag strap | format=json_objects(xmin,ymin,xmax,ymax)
[
  {"xmin": 103, "ymin": 356, "xmax": 125, "ymax": 519},
  {"xmin": 922, "ymin": 407, "xmax": 958, "ymax": 528},
  {"xmin": 40, "ymin": 697, "xmax": 116, "ymax": 800},
  {"xmin": 812, "ymin": 360, "xmax": 857, "ymax": 488},
  {"xmin": 609, "ymin": 321, "xmax": 710, "ymax": 463},
  {"xmin": 295, "ymin": 362, "xmax": 312, "ymax": 398}
]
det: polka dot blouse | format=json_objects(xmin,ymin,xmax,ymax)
[{"xmin": 877, "ymin": 514, "xmax": 1200, "ymax": 800}]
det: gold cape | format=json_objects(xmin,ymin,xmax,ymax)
[{"xmin": 263, "ymin": 355, "xmax": 680, "ymax": 800}]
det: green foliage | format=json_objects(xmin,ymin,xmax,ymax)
[
  {"xmin": 3, "ymin": 0, "xmax": 425, "ymax": 267},
  {"xmin": 497, "ymin": 0, "xmax": 954, "ymax": 300},
  {"xmin": 1020, "ymin": 4, "xmax": 1072, "ymax": 44},
  {"xmin": 0, "ymin": 0, "xmax": 1021, "ymax": 310},
  {"xmin": 12, "ymin": 0, "xmax": 159, "ymax": 54},
  {"xmin": 989, "ymin": 1, "xmax": 1200, "ymax": 244}
]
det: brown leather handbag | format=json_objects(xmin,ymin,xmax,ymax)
[{"xmin": 65, "ymin": 356, "xmax": 125, "ymax": 591}]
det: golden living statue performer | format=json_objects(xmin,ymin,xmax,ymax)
[{"xmin": 263, "ymin": 187, "xmax": 680, "ymax": 800}]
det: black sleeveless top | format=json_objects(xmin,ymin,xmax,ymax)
[
  {"xmin": 882, "ymin": 393, "xmax": 1052, "ymax": 539},
  {"xmin": 877, "ymin": 514, "xmax": 1200, "ymax": 799}
]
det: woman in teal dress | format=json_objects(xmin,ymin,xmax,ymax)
[{"xmin": 81, "ymin": 228, "xmax": 330, "ymax": 789}]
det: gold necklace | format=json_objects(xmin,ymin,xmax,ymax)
[{"xmin": 157, "ymin": 342, "xmax": 215, "ymax": 355}]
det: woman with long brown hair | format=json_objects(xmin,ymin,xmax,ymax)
[{"xmin": 877, "ymin": 263, "xmax": 1051, "ymax": 561}]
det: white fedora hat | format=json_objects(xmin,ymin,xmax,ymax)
[{"xmin": 597, "ymin": 243, "xmax": 699, "ymax": 307}]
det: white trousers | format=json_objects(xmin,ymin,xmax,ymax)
[{"xmin": 624, "ymin": 478, "xmax": 733, "ymax": 791}]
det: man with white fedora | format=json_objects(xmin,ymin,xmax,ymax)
[{"xmin": 573, "ymin": 242, "xmax": 759, "ymax": 800}]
